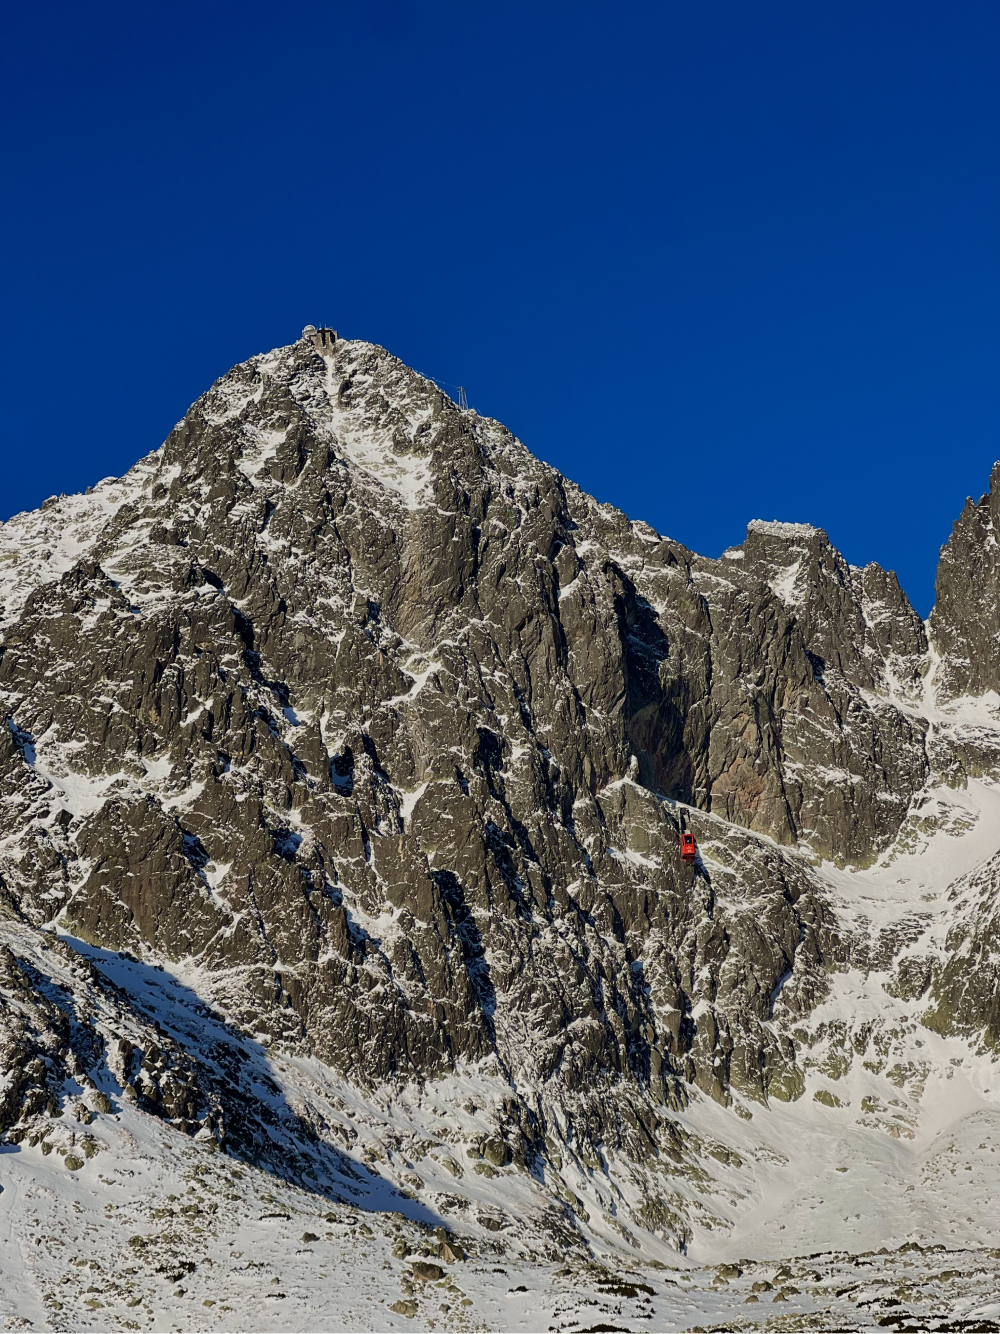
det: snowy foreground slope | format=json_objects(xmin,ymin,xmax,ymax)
[{"xmin": 2, "ymin": 330, "xmax": 1000, "ymax": 1330}]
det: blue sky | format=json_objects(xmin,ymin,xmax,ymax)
[{"xmin": 2, "ymin": 2, "xmax": 997, "ymax": 615}]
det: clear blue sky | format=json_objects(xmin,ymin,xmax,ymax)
[{"xmin": 2, "ymin": 2, "xmax": 997, "ymax": 615}]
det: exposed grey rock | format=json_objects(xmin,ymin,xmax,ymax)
[
  {"xmin": 931, "ymin": 462, "xmax": 1000, "ymax": 699},
  {"xmin": 0, "ymin": 335, "xmax": 868, "ymax": 1129},
  {"xmin": 410, "ymin": 1260, "xmax": 444, "ymax": 1281}
]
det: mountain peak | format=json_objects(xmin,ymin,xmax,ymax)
[{"xmin": 3, "ymin": 335, "xmax": 1000, "ymax": 1312}]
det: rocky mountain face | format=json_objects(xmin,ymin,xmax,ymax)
[
  {"xmin": 2, "ymin": 329, "xmax": 1000, "ymax": 1267},
  {"xmin": 930, "ymin": 460, "xmax": 1000, "ymax": 699}
]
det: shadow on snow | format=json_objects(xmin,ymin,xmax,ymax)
[{"xmin": 52, "ymin": 932, "xmax": 443, "ymax": 1229}]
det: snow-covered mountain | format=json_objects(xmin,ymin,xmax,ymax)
[{"xmin": 2, "ymin": 328, "xmax": 1000, "ymax": 1331}]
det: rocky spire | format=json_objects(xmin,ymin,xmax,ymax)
[{"xmin": 930, "ymin": 461, "xmax": 1000, "ymax": 699}]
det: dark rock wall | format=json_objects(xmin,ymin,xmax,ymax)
[
  {"xmin": 0, "ymin": 335, "xmax": 953, "ymax": 1129},
  {"xmin": 931, "ymin": 461, "xmax": 1000, "ymax": 699}
]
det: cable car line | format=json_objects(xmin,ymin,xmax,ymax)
[{"xmin": 413, "ymin": 368, "xmax": 470, "ymax": 409}]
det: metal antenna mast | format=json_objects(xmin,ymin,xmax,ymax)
[{"xmin": 457, "ymin": 385, "xmax": 469, "ymax": 410}]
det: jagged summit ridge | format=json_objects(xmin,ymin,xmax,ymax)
[{"xmin": 746, "ymin": 518, "xmax": 819, "ymax": 537}]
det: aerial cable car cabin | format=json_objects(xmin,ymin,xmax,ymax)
[{"xmin": 680, "ymin": 832, "xmax": 697, "ymax": 862}]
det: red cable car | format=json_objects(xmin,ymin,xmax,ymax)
[{"xmin": 680, "ymin": 832, "xmax": 697, "ymax": 862}]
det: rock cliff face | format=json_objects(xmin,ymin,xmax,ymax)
[
  {"xmin": 2, "ymin": 331, "xmax": 1000, "ymax": 1261},
  {"xmin": 931, "ymin": 460, "xmax": 1000, "ymax": 699}
]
